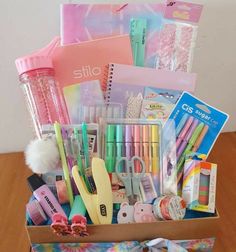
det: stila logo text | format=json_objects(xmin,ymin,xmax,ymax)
[{"xmin": 73, "ymin": 65, "xmax": 101, "ymax": 79}]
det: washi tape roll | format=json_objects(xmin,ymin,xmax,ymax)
[
  {"xmin": 26, "ymin": 200, "xmax": 47, "ymax": 225},
  {"xmin": 153, "ymin": 196, "xmax": 186, "ymax": 221},
  {"xmin": 56, "ymin": 180, "xmax": 69, "ymax": 204}
]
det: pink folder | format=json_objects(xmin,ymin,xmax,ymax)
[{"xmin": 52, "ymin": 35, "xmax": 133, "ymax": 92}]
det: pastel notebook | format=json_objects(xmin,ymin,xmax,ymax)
[
  {"xmin": 105, "ymin": 63, "xmax": 197, "ymax": 118},
  {"xmin": 52, "ymin": 35, "xmax": 133, "ymax": 92},
  {"xmin": 61, "ymin": 4, "xmax": 164, "ymax": 67}
]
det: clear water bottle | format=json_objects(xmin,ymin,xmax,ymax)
[{"xmin": 15, "ymin": 38, "xmax": 69, "ymax": 138}]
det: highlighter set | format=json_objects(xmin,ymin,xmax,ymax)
[{"xmin": 104, "ymin": 120, "xmax": 161, "ymax": 204}]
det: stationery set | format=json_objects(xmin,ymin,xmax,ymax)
[{"xmin": 15, "ymin": 1, "xmax": 228, "ymax": 251}]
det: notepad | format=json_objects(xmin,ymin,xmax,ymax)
[
  {"xmin": 52, "ymin": 35, "xmax": 133, "ymax": 92},
  {"xmin": 105, "ymin": 63, "xmax": 197, "ymax": 118}
]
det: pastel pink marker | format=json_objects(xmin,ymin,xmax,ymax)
[
  {"xmin": 27, "ymin": 174, "xmax": 66, "ymax": 219},
  {"xmin": 134, "ymin": 125, "xmax": 141, "ymax": 172},
  {"xmin": 176, "ymin": 116, "xmax": 194, "ymax": 150}
]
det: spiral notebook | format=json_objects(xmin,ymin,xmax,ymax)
[
  {"xmin": 105, "ymin": 63, "xmax": 197, "ymax": 118},
  {"xmin": 52, "ymin": 35, "xmax": 133, "ymax": 92}
]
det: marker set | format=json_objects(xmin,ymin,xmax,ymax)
[{"xmin": 104, "ymin": 121, "xmax": 161, "ymax": 174}]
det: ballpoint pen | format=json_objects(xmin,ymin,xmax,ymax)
[
  {"xmin": 176, "ymin": 116, "xmax": 194, "ymax": 150},
  {"xmin": 73, "ymin": 128, "xmax": 85, "ymax": 178},
  {"xmin": 192, "ymin": 125, "xmax": 209, "ymax": 152},
  {"xmin": 142, "ymin": 125, "xmax": 150, "ymax": 173},
  {"xmin": 134, "ymin": 125, "xmax": 141, "ymax": 172},
  {"xmin": 177, "ymin": 122, "xmax": 205, "ymax": 183},
  {"xmin": 116, "ymin": 125, "xmax": 124, "ymax": 171},
  {"xmin": 61, "ymin": 127, "xmax": 74, "ymax": 170},
  {"xmin": 176, "ymin": 119, "xmax": 199, "ymax": 161},
  {"xmin": 105, "ymin": 124, "xmax": 116, "ymax": 173},
  {"xmin": 54, "ymin": 122, "xmax": 74, "ymax": 207},
  {"xmin": 176, "ymin": 114, "xmax": 189, "ymax": 136},
  {"xmin": 125, "ymin": 125, "xmax": 133, "ymax": 160},
  {"xmin": 82, "ymin": 123, "xmax": 96, "ymax": 193}
]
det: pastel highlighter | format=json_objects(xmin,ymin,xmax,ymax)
[
  {"xmin": 27, "ymin": 174, "xmax": 66, "ymax": 219},
  {"xmin": 142, "ymin": 125, "xmax": 150, "ymax": 172},
  {"xmin": 134, "ymin": 125, "xmax": 141, "ymax": 172}
]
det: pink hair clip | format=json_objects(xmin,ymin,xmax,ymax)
[
  {"xmin": 71, "ymin": 215, "xmax": 89, "ymax": 237},
  {"xmin": 51, "ymin": 213, "xmax": 89, "ymax": 237},
  {"xmin": 51, "ymin": 213, "xmax": 71, "ymax": 236}
]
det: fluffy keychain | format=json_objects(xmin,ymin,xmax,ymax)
[{"xmin": 25, "ymin": 136, "xmax": 59, "ymax": 174}]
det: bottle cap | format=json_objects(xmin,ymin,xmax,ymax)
[
  {"xmin": 27, "ymin": 174, "xmax": 46, "ymax": 192},
  {"xmin": 15, "ymin": 37, "xmax": 60, "ymax": 76}
]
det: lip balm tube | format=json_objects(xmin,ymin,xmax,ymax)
[{"xmin": 27, "ymin": 174, "xmax": 66, "ymax": 219}]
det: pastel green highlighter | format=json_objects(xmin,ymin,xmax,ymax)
[
  {"xmin": 105, "ymin": 124, "xmax": 116, "ymax": 173},
  {"xmin": 69, "ymin": 195, "xmax": 86, "ymax": 221}
]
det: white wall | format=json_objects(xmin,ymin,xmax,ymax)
[{"xmin": 0, "ymin": 0, "xmax": 235, "ymax": 153}]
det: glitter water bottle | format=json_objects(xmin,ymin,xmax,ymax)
[{"xmin": 15, "ymin": 38, "xmax": 69, "ymax": 137}]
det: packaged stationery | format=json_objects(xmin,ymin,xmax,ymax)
[
  {"xmin": 156, "ymin": 1, "xmax": 203, "ymax": 72},
  {"xmin": 168, "ymin": 92, "xmax": 229, "ymax": 184}
]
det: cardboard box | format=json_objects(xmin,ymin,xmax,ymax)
[{"xmin": 26, "ymin": 212, "xmax": 219, "ymax": 244}]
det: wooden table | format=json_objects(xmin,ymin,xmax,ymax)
[{"xmin": 0, "ymin": 132, "xmax": 235, "ymax": 251}]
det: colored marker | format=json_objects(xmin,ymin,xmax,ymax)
[
  {"xmin": 176, "ymin": 116, "xmax": 194, "ymax": 150},
  {"xmin": 125, "ymin": 125, "xmax": 133, "ymax": 159},
  {"xmin": 192, "ymin": 125, "xmax": 209, "ymax": 152},
  {"xmin": 177, "ymin": 119, "xmax": 199, "ymax": 160},
  {"xmin": 134, "ymin": 125, "xmax": 141, "ymax": 172},
  {"xmin": 177, "ymin": 122, "xmax": 205, "ymax": 183},
  {"xmin": 105, "ymin": 124, "xmax": 116, "ymax": 173},
  {"xmin": 116, "ymin": 125, "xmax": 123, "ymax": 171},
  {"xmin": 142, "ymin": 125, "xmax": 150, "ymax": 172},
  {"xmin": 151, "ymin": 125, "xmax": 160, "ymax": 176}
]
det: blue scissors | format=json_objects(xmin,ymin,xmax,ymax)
[{"xmin": 115, "ymin": 156, "xmax": 145, "ymax": 205}]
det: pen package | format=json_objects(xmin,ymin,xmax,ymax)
[
  {"xmin": 42, "ymin": 123, "xmax": 101, "ymax": 167},
  {"xmin": 168, "ymin": 92, "xmax": 229, "ymax": 184},
  {"xmin": 156, "ymin": 1, "xmax": 203, "ymax": 73},
  {"xmin": 182, "ymin": 157, "xmax": 217, "ymax": 213},
  {"xmin": 63, "ymin": 80, "xmax": 105, "ymax": 124},
  {"xmin": 77, "ymin": 103, "xmax": 123, "ymax": 124},
  {"xmin": 104, "ymin": 119, "xmax": 162, "ymax": 198}
]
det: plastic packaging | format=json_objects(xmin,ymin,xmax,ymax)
[
  {"xmin": 104, "ymin": 119, "xmax": 162, "ymax": 201},
  {"xmin": 156, "ymin": 1, "xmax": 203, "ymax": 72},
  {"xmin": 15, "ymin": 38, "xmax": 69, "ymax": 138},
  {"xmin": 168, "ymin": 92, "xmax": 229, "ymax": 184}
]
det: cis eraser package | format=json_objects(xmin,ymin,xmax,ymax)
[
  {"xmin": 156, "ymin": 1, "xmax": 203, "ymax": 72},
  {"xmin": 168, "ymin": 92, "xmax": 229, "ymax": 156}
]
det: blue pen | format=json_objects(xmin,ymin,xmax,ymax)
[
  {"xmin": 176, "ymin": 114, "xmax": 189, "ymax": 137},
  {"xmin": 116, "ymin": 125, "xmax": 123, "ymax": 171}
]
